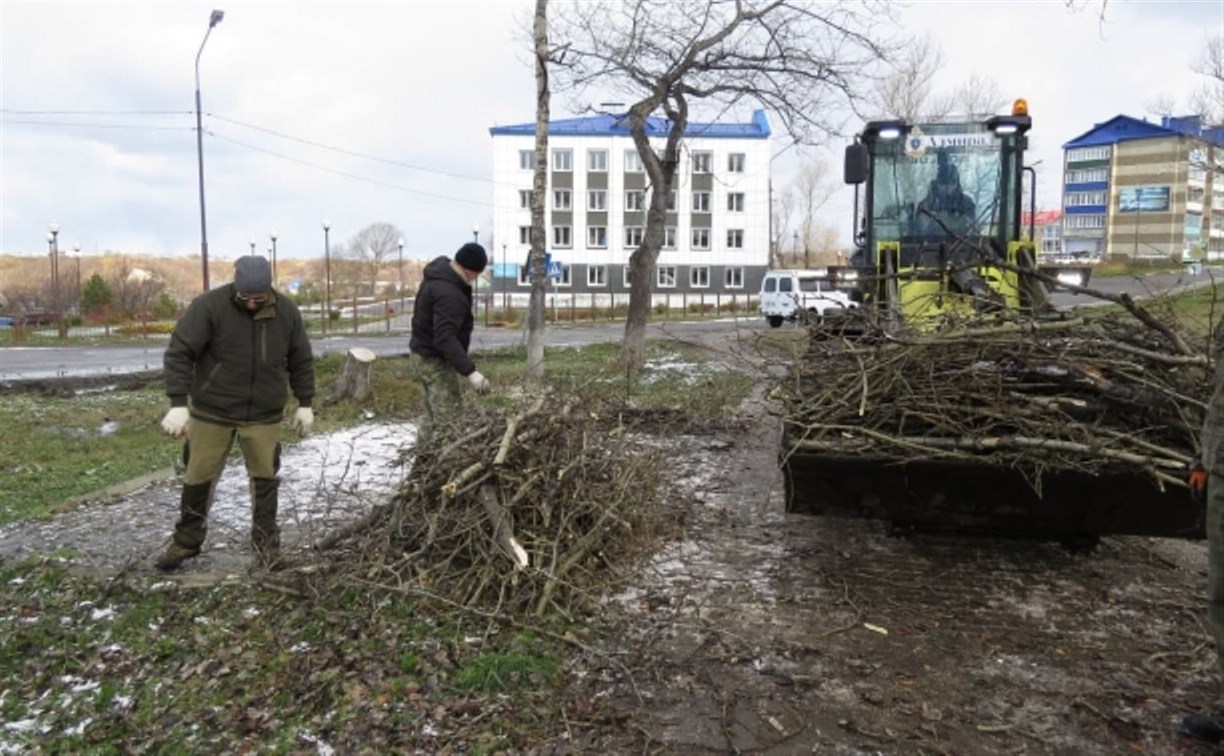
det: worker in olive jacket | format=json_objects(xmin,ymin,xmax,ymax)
[
  {"xmin": 156, "ymin": 255, "xmax": 315, "ymax": 571},
  {"xmin": 408, "ymin": 242, "xmax": 491, "ymax": 450}
]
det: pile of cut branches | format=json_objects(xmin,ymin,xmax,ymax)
[
  {"xmin": 311, "ymin": 396, "xmax": 672, "ymax": 618},
  {"xmin": 784, "ymin": 309, "xmax": 1213, "ymax": 489}
]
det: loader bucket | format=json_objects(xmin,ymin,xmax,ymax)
[{"xmin": 782, "ymin": 451, "xmax": 1205, "ymax": 541}]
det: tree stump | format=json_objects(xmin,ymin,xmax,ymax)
[{"xmin": 324, "ymin": 347, "xmax": 377, "ymax": 405}]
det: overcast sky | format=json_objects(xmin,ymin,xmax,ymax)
[{"xmin": 1, "ymin": 0, "xmax": 1219, "ymax": 268}]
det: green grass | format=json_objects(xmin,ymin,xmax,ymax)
[{"xmin": 0, "ymin": 338, "xmax": 755, "ymax": 525}]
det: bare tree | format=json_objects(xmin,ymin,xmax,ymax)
[
  {"xmin": 950, "ymin": 73, "xmax": 1007, "ymax": 120},
  {"xmin": 869, "ymin": 32, "xmax": 950, "ymax": 121},
  {"xmin": 552, "ymin": 0, "xmax": 897, "ymax": 369},
  {"xmin": 1190, "ymin": 34, "xmax": 1224, "ymax": 126},
  {"xmin": 347, "ymin": 223, "xmax": 404, "ymax": 297},
  {"xmin": 791, "ymin": 158, "xmax": 836, "ymax": 266},
  {"xmin": 770, "ymin": 181, "xmax": 796, "ymax": 268},
  {"xmin": 525, "ymin": 0, "xmax": 553, "ymax": 383}
]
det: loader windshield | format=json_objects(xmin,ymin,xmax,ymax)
[{"xmin": 868, "ymin": 122, "xmax": 1015, "ymax": 246}]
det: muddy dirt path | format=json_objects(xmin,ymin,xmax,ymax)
[{"xmin": 561, "ymin": 334, "xmax": 1219, "ymax": 755}]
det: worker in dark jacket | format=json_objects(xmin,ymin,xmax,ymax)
[
  {"xmin": 409, "ymin": 242, "xmax": 491, "ymax": 449},
  {"xmin": 156, "ymin": 255, "xmax": 315, "ymax": 571},
  {"xmin": 1184, "ymin": 324, "xmax": 1224, "ymax": 743}
]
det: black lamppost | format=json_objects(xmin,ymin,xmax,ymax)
[
  {"xmin": 471, "ymin": 224, "xmax": 480, "ymax": 316},
  {"xmin": 269, "ymin": 230, "xmax": 278, "ymax": 287},
  {"xmin": 792, "ymin": 230, "xmax": 799, "ymax": 268},
  {"xmin": 397, "ymin": 237, "xmax": 404, "ymax": 313},
  {"xmin": 47, "ymin": 221, "xmax": 60, "ymax": 325},
  {"xmin": 322, "ymin": 220, "xmax": 331, "ymax": 334},
  {"xmin": 195, "ymin": 9, "xmax": 224, "ymax": 293},
  {"xmin": 73, "ymin": 243, "xmax": 81, "ymax": 314}
]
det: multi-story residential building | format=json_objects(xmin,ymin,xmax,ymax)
[
  {"xmin": 1021, "ymin": 209, "xmax": 1063, "ymax": 257},
  {"xmin": 1061, "ymin": 115, "xmax": 1223, "ymax": 261},
  {"xmin": 488, "ymin": 110, "xmax": 772, "ymax": 305}
]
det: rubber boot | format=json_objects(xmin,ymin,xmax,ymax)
[
  {"xmin": 156, "ymin": 481, "xmax": 212, "ymax": 570},
  {"xmin": 251, "ymin": 477, "xmax": 283, "ymax": 570}
]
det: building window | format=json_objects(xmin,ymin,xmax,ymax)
[
  {"xmin": 552, "ymin": 149, "xmax": 572, "ymax": 172},
  {"xmin": 625, "ymin": 190, "xmax": 645, "ymax": 211},
  {"xmin": 692, "ymin": 191, "xmax": 711, "ymax": 212},
  {"xmin": 657, "ymin": 266, "xmax": 677, "ymax": 288},
  {"xmin": 724, "ymin": 267, "xmax": 744, "ymax": 289},
  {"xmin": 625, "ymin": 150, "xmax": 643, "ymax": 172},
  {"xmin": 692, "ymin": 151, "xmax": 712, "ymax": 174},
  {"xmin": 727, "ymin": 192, "xmax": 745, "ymax": 212},
  {"xmin": 690, "ymin": 266, "xmax": 710, "ymax": 288},
  {"xmin": 555, "ymin": 265, "xmax": 572, "ymax": 287},
  {"xmin": 518, "ymin": 266, "xmax": 531, "ymax": 286},
  {"xmin": 588, "ymin": 190, "xmax": 607, "ymax": 211},
  {"xmin": 1066, "ymin": 146, "xmax": 1111, "ymax": 162},
  {"xmin": 588, "ymin": 265, "xmax": 607, "ymax": 287},
  {"xmin": 663, "ymin": 226, "xmax": 677, "ymax": 249},
  {"xmin": 519, "ymin": 150, "xmax": 535, "ymax": 170},
  {"xmin": 726, "ymin": 229, "xmax": 744, "ymax": 249},
  {"xmin": 1065, "ymin": 191, "xmax": 1106, "ymax": 207},
  {"xmin": 666, "ymin": 191, "xmax": 677, "ymax": 211},
  {"xmin": 692, "ymin": 228, "xmax": 710, "ymax": 250},
  {"xmin": 588, "ymin": 149, "xmax": 608, "ymax": 172},
  {"xmin": 588, "ymin": 226, "xmax": 607, "ymax": 248},
  {"xmin": 1065, "ymin": 214, "xmax": 1105, "ymax": 229},
  {"xmin": 519, "ymin": 190, "xmax": 532, "ymax": 209},
  {"xmin": 553, "ymin": 225, "xmax": 572, "ymax": 247},
  {"xmin": 625, "ymin": 226, "xmax": 644, "ymax": 247},
  {"xmin": 519, "ymin": 226, "xmax": 533, "ymax": 244},
  {"xmin": 727, "ymin": 153, "xmax": 745, "ymax": 173},
  {"xmin": 1066, "ymin": 168, "xmax": 1107, "ymax": 184},
  {"xmin": 623, "ymin": 267, "xmax": 633, "ymax": 288},
  {"xmin": 553, "ymin": 188, "xmax": 571, "ymax": 210}
]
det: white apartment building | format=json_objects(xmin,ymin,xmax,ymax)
[{"xmin": 488, "ymin": 110, "xmax": 773, "ymax": 305}]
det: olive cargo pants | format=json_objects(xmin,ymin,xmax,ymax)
[{"xmin": 170, "ymin": 417, "xmax": 282, "ymax": 552}]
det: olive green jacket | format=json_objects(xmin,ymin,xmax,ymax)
[{"xmin": 164, "ymin": 285, "xmax": 315, "ymax": 425}]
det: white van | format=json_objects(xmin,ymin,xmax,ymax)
[{"xmin": 759, "ymin": 269, "xmax": 855, "ymax": 328}]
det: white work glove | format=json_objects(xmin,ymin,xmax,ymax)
[
  {"xmin": 160, "ymin": 407, "xmax": 190, "ymax": 437},
  {"xmin": 468, "ymin": 371, "xmax": 491, "ymax": 395},
  {"xmin": 292, "ymin": 407, "xmax": 314, "ymax": 436}
]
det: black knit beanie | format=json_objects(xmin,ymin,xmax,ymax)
[{"xmin": 454, "ymin": 242, "xmax": 488, "ymax": 273}]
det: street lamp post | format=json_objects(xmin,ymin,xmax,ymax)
[
  {"xmin": 322, "ymin": 220, "xmax": 331, "ymax": 335},
  {"xmin": 195, "ymin": 9, "xmax": 224, "ymax": 294},
  {"xmin": 73, "ymin": 243, "xmax": 82, "ymax": 315},
  {"xmin": 501, "ymin": 242, "xmax": 506, "ymax": 311},
  {"xmin": 269, "ymin": 231, "xmax": 278, "ymax": 287},
  {"xmin": 471, "ymin": 224, "xmax": 480, "ymax": 317},
  {"xmin": 792, "ymin": 230, "xmax": 799, "ymax": 268},
  {"xmin": 397, "ymin": 238, "xmax": 404, "ymax": 314},
  {"xmin": 249, "ymin": 239, "xmax": 256, "ymax": 255},
  {"xmin": 47, "ymin": 221, "xmax": 60, "ymax": 334}
]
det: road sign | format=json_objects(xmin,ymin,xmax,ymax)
[{"xmin": 547, "ymin": 260, "xmax": 563, "ymax": 279}]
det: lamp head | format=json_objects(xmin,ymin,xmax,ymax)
[{"xmin": 209, "ymin": 10, "xmax": 224, "ymax": 28}]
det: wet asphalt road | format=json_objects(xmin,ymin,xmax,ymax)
[{"xmin": 0, "ymin": 266, "xmax": 1216, "ymax": 382}]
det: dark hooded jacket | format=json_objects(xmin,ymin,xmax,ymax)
[
  {"xmin": 164, "ymin": 285, "xmax": 315, "ymax": 424},
  {"xmin": 409, "ymin": 256, "xmax": 476, "ymax": 376}
]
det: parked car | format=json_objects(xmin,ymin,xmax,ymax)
[
  {"xmin": 759, "ymin": 269, "xmax": 855, "ymax": 328},
  {"xmin": 15, "ymin": 312, "xmax": 55, "ymax": 326},
  {"xmin": 0, "ymin": 316, "xmax": 13, "ymax": 328}
]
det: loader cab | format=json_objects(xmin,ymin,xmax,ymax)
[{"xmin": 844, "ymin": 101, "xmax": 1047, "ymax": 326}]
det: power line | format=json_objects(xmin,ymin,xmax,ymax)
[
  {"xmin": 210, "ymin": 113, "xmax": 491, "ymax": 185},
  {"xmin": 206, "ymin": 130, "xmax": 494, "ymax": 208}
]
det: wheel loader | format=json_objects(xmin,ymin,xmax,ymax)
[{"xmin": 781, "ymin": 100, "xmax": 1208, "ymax": 542}]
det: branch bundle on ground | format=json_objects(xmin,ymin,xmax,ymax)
[
  {"xmin": 316, "ymin": 396, "xmax": 671, "ymax": 618},
  {"xmin": 784, "ymin": 311, "xmax": 1213, "ymax": 489}
]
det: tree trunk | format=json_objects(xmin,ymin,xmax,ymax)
[
  {"xmin": 524, "ymin": 0, "xmax": 551, "ymax": 384},
  {"xmin": 324, "ymin": 347, "xmax": 377, "ymax": 405}
]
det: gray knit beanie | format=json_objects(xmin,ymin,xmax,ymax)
[{"xmin": 234, "ymin": 255, "xmax": 272, "ymax": 293}]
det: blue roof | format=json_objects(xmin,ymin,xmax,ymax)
[
  {"xmin": 490, "ymin": 109, "xmax": 771, "ymax": 139},
  {"xmin": 1064, "ymin": 113, "xmax": 1224, "ymax": 149}
]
